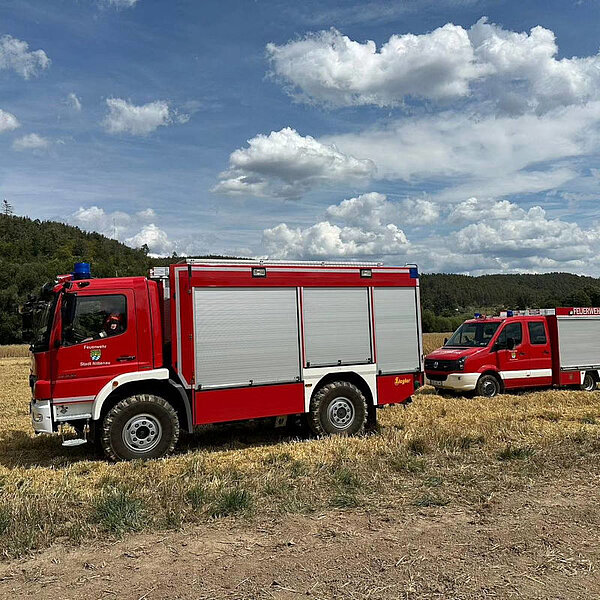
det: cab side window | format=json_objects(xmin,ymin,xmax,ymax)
[
  {"xmin": 497, "ymin": 322, "xmax": 523, "ymax": 347},
  {"xmin": 528, "ymin": 321, "xmax": 547, "ymax": 345},
  {"xmin": 62, "ymin": 295, "xmax": 127, "ymax": 346}
]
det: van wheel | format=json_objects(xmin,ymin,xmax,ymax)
[
  {"xmin": 101, "ymin": 394, "xmax": 179, "ymax": 461},
  {"xmin": 581, "ymin": 372, "xmax": 596, "ymax": 392},
  {"xmin": 476, "ymin": 374, "xmax": 501, "ymax": 398},
  {"xmin": 308, "ymin": 381, "xmax": 368, "ymax": 436}
]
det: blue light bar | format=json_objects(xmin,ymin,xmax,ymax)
[
  {"xmin": 73, "ymin": 262, "xmax": 91, "ymax": 280},
  {"xmin": 506, "ymin": 310, "xmax": 514, "ymax": 317},
  {"xmin": 474, "ymin": 313, "xmax": 481, "ymax": 318}
]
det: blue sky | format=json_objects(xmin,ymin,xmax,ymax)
[{"xmin": 1, "ymin": 0, "xmax": 600, "ymax": 274}]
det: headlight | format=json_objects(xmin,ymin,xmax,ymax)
[{"xmin": 457, "ymin": 356, "xmax": 467, "ymax": 370}]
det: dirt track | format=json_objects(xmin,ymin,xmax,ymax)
[{"xmin": 1, "ymin": 469, "xmax": 598, "ymax": 600}]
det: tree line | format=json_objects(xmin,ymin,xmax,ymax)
[{"xmin": 2, "ymin": 214, "xmax": 600, "ymax": 343}]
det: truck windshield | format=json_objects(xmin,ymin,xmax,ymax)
[
  {"xmin": 445, "ymin": 321, "xmax": 500, "ymax": 348},
  {"xmin": 27, "ymin": 294, "xmax": 58, "ymax": 352}
]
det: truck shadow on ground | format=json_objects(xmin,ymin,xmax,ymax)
[{"xmin": 0, "ymin": 418, "xmax": 313, "ymax": 470}]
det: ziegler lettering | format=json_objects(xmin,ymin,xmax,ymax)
[{"xmin": 394, "ymin": 377, "xmax": 411, "ymax": 386}]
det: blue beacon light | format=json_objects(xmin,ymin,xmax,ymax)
[{"xmin": 72, "ymin": 262, "xmax": 91, "ymax": 280}]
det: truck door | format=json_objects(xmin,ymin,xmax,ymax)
[
  {"xmin": 495, "ymin": 321, "xmax": 532, "ymax": 388},
  {"xmin": 525, "ymin": 320, "xmax": 553, "ymax": 386},
  {"xmin": 50, "ymin": 289, "xmax": 139, "ymax": 401}
]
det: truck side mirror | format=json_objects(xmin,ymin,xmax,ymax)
[{"xmin": 507, "ymin": 337, "xmax": 515, "ymax": 351}]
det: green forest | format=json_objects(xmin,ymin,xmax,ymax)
[{"xmin": 2, "ymin": 213, "xmax": 600, "ymax": 343}]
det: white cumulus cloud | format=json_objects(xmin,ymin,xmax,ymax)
[
  {"xmin": 0, "ymin": 109, "xmax": 19, "ymax": 133},
  {"xmin": 262, "ymin": 192, "xmax": 414, "ymax": 259},
  {"xmin": 103, "ymin": 98, "xmax": 178, "ymax": 136},
  {"xmin": 268, "ymin": 24, "xmax": 482, "ymax": 107},
  {"xmin": 0, "ymin": 34, "xmax": 50, "ymax": 79},
  {"xmin": 126, "ymin": 224, "xmax": 174, "ymax": 256},
  {"xmin": 267, "ymin": 18, "xmax": 600, "ymax": 113},
  {"xmin": 449, "ymin": 197, "xmax": 523, "ymax": 223},
  {"xmin": 12, "ymin": 133, "xmax": 50, "ymax": 151},
  {"xmin": 263, "ymin": 221, "xmax": 409, "ymax": 259},
  {"xmin": 213, "ymin": 127, "xmax": 375, "ymax": 199},
  {"xmin": 453, "ymin": 202, "xmax": 597, "ymax": 263},
  {"xmin": 71, "ymin": 206, "xmax": 173, "ymax": 256},
  {"xmin": 326, "ymin": 192, "xmax": 439, "ymax": 228}
]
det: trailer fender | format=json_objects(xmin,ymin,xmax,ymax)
[{"xmin": 91, "ymin": 368, "xmax": 170, "ymax": 420}]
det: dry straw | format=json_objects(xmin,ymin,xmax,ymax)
[{"xmin": 0, "ymin": 335, "xmax": 599, "ymax": 558}]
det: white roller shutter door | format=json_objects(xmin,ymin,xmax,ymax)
[
  {"xmin": 373, "ymin": 287, "xmax": 420, "ymax": 374},
  {"xmin": 303, "ymin": 287, "xmax": 372, "ymax": 367},
  {"xmin": 194, "ymin": 288, "xmax": 300, "ymax": 388},
  {"xmin": 558, "ymin": 317, "xmax": 600, "ymax": 368}
]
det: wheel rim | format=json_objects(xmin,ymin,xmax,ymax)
[
  {"xmin": 482, "ymin": 379, "xmax": 498, "ymax": 397},
  {"xmin": 584, "ymin": 375, "xmax": 595, "ymax": 391},
  {"xmin": 327, "ymin": 397, "xmax": 355, "ymax": 430},
  {"xmin": 122, "ymin": 413, "xmax": 162, "ymax": 453}
]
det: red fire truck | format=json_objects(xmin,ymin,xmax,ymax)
[
  {"xmin": 425, "ymin": 308, "xmax": 600, "ymax": 397},
  {"xmin": 26, "ymin": 260, "xmax": 424, "ymax": 460}
]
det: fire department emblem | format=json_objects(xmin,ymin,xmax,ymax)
[{"xmin": 90, "ymin": 349, "xmax": 102, "ymax": 362}]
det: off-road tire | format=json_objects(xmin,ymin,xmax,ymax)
[
  {"xmin": 475, "ymin": 374, "xmax": 501, "ymax": 398},
  {"xmin": 581, "ymin": 372, "xmax": 596, "ymax": 392},
  {"xmin": 101, "ymin": 394, "xmax": 179, "ymax": 461},
  {"xmin": 308, "ymin": 381, "xmax": 368, "ymax": 437}
]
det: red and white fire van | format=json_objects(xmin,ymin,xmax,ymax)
[
  {"xmin": 425, "ymin": 308, "xmax": 600, "ymax": 397},
  {"xmin": 26, "ymin": 260, "xmax": 424, "ymax": 460}
]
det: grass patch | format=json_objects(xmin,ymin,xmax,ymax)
[
  {"xmin": 186, "ymin": 484, "xmax": 207, "ymax": 510},
  {"xmin": 210, "ymin": 487, "xmax": 253, "ymax": 518},
  {"xmin": 331, "ymin": 466, "xmax": 363, "ymax": 508},
  {"xmin": 0, "ymin": 506, "xmax": 9, "ymax": 535},
  {"xmin": 407, "ymin": 436, "xmax": 429, "ymax": 455},
  {"xmin": 414, "ymin": 494, "xmax": 449, "ymax": 508},
  {"xmin": 497, "ymin": 445, "xmax": 535, "ymax": 461},
  {"xmin": 388, "ymin": 454, "xmax": 425, "ymax": 473},
  {"xmin": 93, "ymin": 488, "xmax": 146, "ymax": 535}
]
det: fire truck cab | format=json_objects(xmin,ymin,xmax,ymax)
[
  {"xmin": 425, "ymin": 308, "xmax": 600, "ymax": 397},
  {"xmin": 27, "ymin": 260, "xmax": 424, "ymax": 460}
]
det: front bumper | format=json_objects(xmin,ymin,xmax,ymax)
[
  {"xmin": 30, "ymin": 399, "xmax": 54, "ymax": 434},
  {"xmin": 425, "ymin": 372, "xmax": 480, "ymax": 391}
]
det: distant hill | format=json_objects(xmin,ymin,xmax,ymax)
[
  {"xmin": 420, "ymin": 272, "xmax": 600, "ymax": 332},
  {"xmin": 2, "ymin": 214, "xmax": 600, "ymax": 342},
  {"xmin": 0, "ymin": 214, "xmax": 153, "ymax": 343}
]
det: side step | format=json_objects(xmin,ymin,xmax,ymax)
[
  {"xmin": 60, "ymin": 420, "xmax": 89, "ymax": 447},
  {"xmin": 62, "ymin": 438, "xmax": 88, "ymax": 447}
]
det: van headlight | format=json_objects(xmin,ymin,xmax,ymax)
[{"xmin": 457, "ymin": 357, "xmax": 467, "ymax": 371}]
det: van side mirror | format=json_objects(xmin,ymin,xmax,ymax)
[
  {"xmin": 443, "ymin": 337, "xmax": 448, "ymax": 345},
  {"xmin": 507, "ymin": 337, "xmax": 515, "ymax": 351}
]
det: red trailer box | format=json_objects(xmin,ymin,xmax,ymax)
[
  {"xmin": 27, "ymin": 260, "xmax": 424, "ymax": 459},
  {"xmin": 425, "ymin": 308, "xmax": 600, "ymax": 397}
]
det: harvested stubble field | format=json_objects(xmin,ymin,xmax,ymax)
[{"xmin": 1, "ymin": 337, "xmax": 600, "ymax": 599}]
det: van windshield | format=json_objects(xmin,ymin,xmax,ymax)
[{"xmin": 445, "ymin": 321, "xmax": 500, "ymax": 348}]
